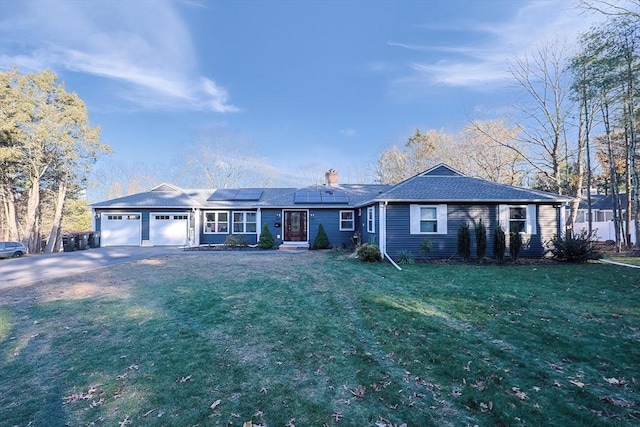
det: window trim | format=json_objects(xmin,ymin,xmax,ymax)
[
  {"xmin": 499, "ymin": 204, "xmax": 537, "ymax": 235},
  {"xmin": 367, "ymin": 206, "xmax": 375, "ymax": 233},
  {"xmin": 204, "ymin": 211, "xmax": 230, "ymax": 234},
  {"xmin": 410, "ymin": 204, "xmax": 448, "ymax": 235},
  {"xmin": 339, "ymin": 210, "xmax": 355, "ymax": 231},
  {"xmin": 232, "ymin": 211, "xmax": 258, "ymax": 234}
]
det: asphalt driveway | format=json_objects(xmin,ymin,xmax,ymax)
[{"xmin": 0, "ymin": 247, "xmax": 184, "ymax": 290}]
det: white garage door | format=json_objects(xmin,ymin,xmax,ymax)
[
  {"xmin": 101, "ymin": 213, "xmax": 141, "ymax": 246},
  {"xmin": 150, "ymin": 213, "xmax": 189, "ymax": 246}
]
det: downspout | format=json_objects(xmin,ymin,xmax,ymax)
[
  {"xmin": 256, "ymin": 208, "xmax": 262, "ymax": 242},
  {"xmin": 380, "ymin": 201, "xmax": 402, "ymax": 271}
]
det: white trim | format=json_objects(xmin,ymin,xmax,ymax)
[
  {"xmin": 282, "ymin": 209, "xmax": 309, "ymax": 243},
  {"xmin": 499, "ymin": 204, "xmax": 537, "ymax": 235},
  {"xmin": 367, "ymin": 206, "xmax": 375, "ymax": 233},
  {"xmin": 256, "ymin": 208, "xmax": 262, "ymax": 240},
  {"xmin": 232, "ymin": 211, "xmax": 258, "ymax": 234},
  {"xmin": 339, "ymin": 210, "xmax": 355, "ymax": 231},
  {"xmin": 203, "ymin": 210, "xmax": 230, "ymax": 234},
  {"xmin": 379, "ymin": 203, "xmax": 386, "ymax": 254},
  {"xmin": 410, "ymin": 204, "xmax": 447, "ymax": 235}
]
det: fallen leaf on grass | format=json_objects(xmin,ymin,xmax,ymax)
[
  {"xmin": 178, "ymin": 375, "xmax": 192, "ymax": 383},
  {"xmin": 243, "ymin": 422, "xmax": 253, "ymax": 427},
  {"xmin": 210, "ymin": 399, "xmax": 221, "ymax": 410},
  {"xmin": 118, "ymin": 416, "xmax": 131, "ymax": 427},
  {"xmin": 142, "ymin": 408, "xmax": 156, "ymax": 417},
  {"xmin": 285, "ymin": 418, "xmax": 296, "ymax": 427},
  {"xmin": 604, "ymin": 377, "xmax": 626, "ymax": 386},
  {"xmin": 452, "ymin": 390, "xmax": 462, "ymax": 397},
  {"xmin": 332, "ymin": 412, "xmax": 343, "ymax": 421},
  {"xmin": 480, "ymin": 401, "xmax": 493, "ymax": 412},
  {"xmin": 601, "ymin": 396, "xmax": 634, "ymax": 407},
  {"xmin": 569, "ymin": 380, "xmax": 586, "ymax": 388},
  {"xmin": 345, "ymin": 384, "xmax": 366, "ymax": 398},
  {"xmin": 512, "ymin": 387, "xmax": 528, "ymax": 400}
]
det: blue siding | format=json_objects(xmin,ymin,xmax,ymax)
[
  {"xmin": 308, "ymin": 209, "xmax": 358, "ymax": 248},
  {"xmin": 260, "ymin": 209, "xmax": 284, "ymax": 247},
  {"xmin": 141, "ymin": 212, "xmax": 150, "ymax": 241},
  {"xmin": 359, "ymin": 203, "xmax": 379, "ymax": 245},
  {"xmin": 384, "ymin": 203, "xmax": 556, "ymax": 260}
]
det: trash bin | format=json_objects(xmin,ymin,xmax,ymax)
[
  {"xmin": 76, "ymin": 233, "xmax": 89, "ymax": 250},
  {"xmin": 88, "ymin": 231, "xmax": 100, "ymax": 248},
  {"xmin": 63, "ymin": 235, "xmax": 76, "ymax": 252}
]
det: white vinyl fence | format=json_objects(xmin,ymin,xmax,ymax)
[{"xmin": 574, "ymin": 221, "xmax": 637, "ymax": 244}]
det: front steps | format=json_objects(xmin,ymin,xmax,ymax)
[{"xmin": 278, "ymin": 242, "xmax": 310, "ymax": 251}]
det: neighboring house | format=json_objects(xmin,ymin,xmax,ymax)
[
  {"xmin": 574, "ymin": 194, "xmax": 637, "ymax": 244},
  {"xmin": 90, "ymin": 164, "xmax": 572, "ymax": 259}
]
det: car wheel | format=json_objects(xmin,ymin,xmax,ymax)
[{"xmin": 12, "ymin": 251, "xmax": 24, "ymax": 258}]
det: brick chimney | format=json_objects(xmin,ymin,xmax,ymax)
[{"xmin": 325, "ymin": 169, "xmax": 339, "ymax": 186}]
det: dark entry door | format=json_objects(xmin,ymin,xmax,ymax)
[{"xmin": 284, "ymin": 211, "xmax": 307, "ymax": 242}]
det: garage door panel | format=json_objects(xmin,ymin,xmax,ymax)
[
  {"xmin": 101, "ymin": 214, "xmax": 141, "ymax": 246},
  {"xmin": 150, "ymin": 214, "xmax": 188, "ymax": 246}
]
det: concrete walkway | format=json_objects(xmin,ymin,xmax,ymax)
[
  {"xmin": 599, "ymin": 259, "xmax": 640, "ymax": 269},
  {"xmin": 0, "ymin": 247, "xmax": 183, "ymax": 290}
]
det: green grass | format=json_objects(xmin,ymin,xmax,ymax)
[{"xmin": 1, "ymin": 252, "xmax": 639, "ymax": 426}]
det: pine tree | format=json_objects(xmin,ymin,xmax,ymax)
[
  {"xmin": 258, "ymin": 224, "xmax": 275, "ymax": 249},
  {"xmin": 313, "ymin": 224, "xmax": 330, "ymax": 249}
]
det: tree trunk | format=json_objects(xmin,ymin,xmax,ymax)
[
  {"xmin": 569, "ymin": 102, "xmax": 586, "ymax": 233},
  {"xmin": 22, "ymin": 175, "xmax": 41, "ymax": 253},
  {"xmin": 1, "ymin": 184, "xmax": 20, "ymax": 240},
  {"xmin": 601, "ymin": 97, "xmax": 622, "ymax": 252},
  {"xmin": 45, "ymin": 179, "xmax": 67, "ymax": 254}
]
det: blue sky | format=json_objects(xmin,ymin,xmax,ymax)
[{"xmin": 0, "ymin": 0, "xmax": 624, "ymax": 190}]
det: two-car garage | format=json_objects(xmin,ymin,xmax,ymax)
[{"xmin": 99, "ymin": 212, "xmax": 188, "ymax": 246}]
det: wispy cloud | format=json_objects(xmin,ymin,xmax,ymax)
[
  {"xmin": 340, "ymin": 128, "xmax": 358, "ymax": 137},
  {"xmin": 0, "ymin": 0, "xmax": 238, "ymax": 113},
  {"xmin": 389, "ymin": 0, "xmax": 614, "ymax": 90}
]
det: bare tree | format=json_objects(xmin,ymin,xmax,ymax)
[
  {"xmin": 577, "ymin": 0, "xmax": 640, "ymax": 21},
  {"xmin": 507, "ymin": 40, "xmax": 576, "ymax": 196},
  {"xmin": 460, "ymin": 120, "xmax": 529, "ymax": 186}
]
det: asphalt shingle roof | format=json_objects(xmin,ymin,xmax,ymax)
[{"xmin": 90, "ymin": 164, "xmax": 572, "ymax": 209}]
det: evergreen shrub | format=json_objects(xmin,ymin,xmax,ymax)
[
  {"xmin": 510, "ymin": 232, "xmax": 522, "ymax": 261},
  {"xmin": 312, "ymin": 224, "xmax": 330, "ymax": 249},
  {"xmin": 548, "ymin": 230, "xmax": 602, "ymax": 262},
  {"xmin": 458, "ymin": 222, "xmax": 471, "ymax": 261},
  {"xmin": 357, "ymin": 244, "xmax": 382, "ymax": 262},
  {"xmin": 494, "ymin": 224, "xmax": 506, "ymax": 262},
  {"xmin": 257, "ymin": 224, "xmax": 275, "ymax": 249},
  {"xmin": 476, "ymin": 219, "xmax": 487, "ymax": 261}
]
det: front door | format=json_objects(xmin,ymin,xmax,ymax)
[{"xmin": 284, "ymin": 211, "xmax": 307, "ymax": 242}]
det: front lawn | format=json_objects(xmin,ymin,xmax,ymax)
[{"xmin": 1, "ymin": 252, "xmax": 638, "ymax": 426}]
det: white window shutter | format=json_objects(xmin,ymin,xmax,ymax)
[
  {"xmin": 410, "ymin": 204, "xmax": 420, "ymax": 234},
  {"xmin": 526, "ymin": 204, "xmax": 537, "ymax": 235},
  {"xmin": 437, "ymin": 204, "xmax": 448, "ymax": 234},
  {"xmin": 498, "ymin": 204, "xmax": 509, "ymax": 230}
]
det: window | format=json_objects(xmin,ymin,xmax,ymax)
[
  {"xmin": 340, "ymin": 210, "xmax": 355, "ymax": 231},
  {"xmin": 204, "ymin": 211, "xmax": 229, "ymax": 233},
  {"xmin": 509, "ymin": 207, "xmax": 527, "ymax": 233},
  {"xmin": 174, "ymin": 215, "xmax": 188, "ymax": 220},
  {"xmin": 367, "ymin": 206, "xmax": 375, "ymax": 233},
  {"xmin": 499, "ymin": 205, "xmax": 537, "ymax": 234},
  {"xmin": 420, "ymin": 207, "xmax": 438, "ymax": 232},
  {"xmin": 232, "ymin": 211, "xmax": 257, "ymax": 233},
  {"xmin": 410, "ymin": 205, "xmax": 448, "ymax": 235}
]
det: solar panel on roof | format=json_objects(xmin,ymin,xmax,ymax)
[
  {"xmin": 208, "ymin": 188, "xmax": 264, "ymax": 201},
  {"xmin": 234, "ymin": 189, "xmax": 263, "ymax": 200},
  {"xmin": 294, "ymin": 189, "xmax": 350, "ymax": 204}
]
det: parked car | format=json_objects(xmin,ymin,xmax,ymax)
[{"xmin": 0, "ymin": 241, "xmax": 27, "ymax": 259}]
